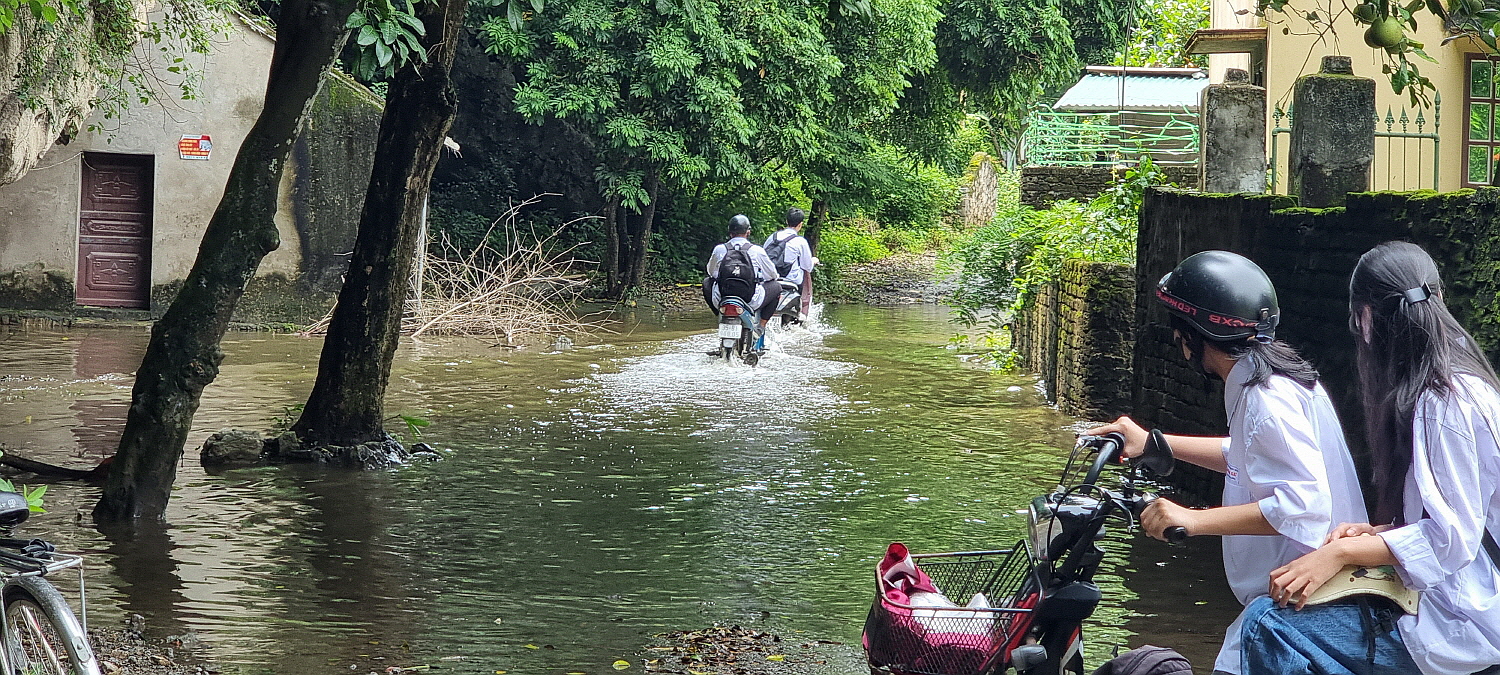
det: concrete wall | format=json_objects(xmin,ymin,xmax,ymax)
[
  {"xmin": 1020, "ymin": 166, "xmax": 1199, "ymax": 208},
  {"xmin": 0, "ymin": 14, "xmax": 381, "ymax": 323},
  {"xmin": 1263, "ymin": 7, "xmax": 1471, "ymax": 192},
  {"xmin": 1013, "ymin": 260, "xmax": 1136, "ymax": 420}
]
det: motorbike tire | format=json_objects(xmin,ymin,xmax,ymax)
[
  {"xmin": 779, "ymin": 314, "xmax": 791, "ymax": 328},
  {"xmin": 744, "ymin": 352, "xmax": 759, "ymax": 367}
]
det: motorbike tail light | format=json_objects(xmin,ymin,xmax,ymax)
[{"xmin": 721, "ymin": 304, "xmax": 741, "ymax": 317}]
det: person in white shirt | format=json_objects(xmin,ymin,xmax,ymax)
[
  {"xmin": 1086, "ymin": 251, "xmax": 1366, "ymax": 675},
  {"xmin": 1242, "ymin": 241, "xmax": 1500, "ymax": 675},
  {"xmin": 702, "ymin": 214, "xmax": 781, "ymax": 336},
  {"xmin": 762, "ymin": 208, "xmax": 817, "ymax": 318}
]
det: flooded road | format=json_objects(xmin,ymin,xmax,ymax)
[{"xmin": 0, "ymin": 304, "xmax": 1237, "ymax": 674}]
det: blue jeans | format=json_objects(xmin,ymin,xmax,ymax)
[{"xmin": 1240, "ymin": 596, "xmax": 1419, "ymax": 674}]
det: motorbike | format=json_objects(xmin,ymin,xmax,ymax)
[
  {"xmin": 715, "ymin": 296, "xmax": 761, "ymax": 365},
  {"xmin": 863, "ymin": 430, "xmax": 1185, "ymax": 675},
  {"xmin": 715, "ymin": 281, "xmax": 804, "ymax": 366},
  {"xmin": 773, "ymin": 279, "xmax": 804, "ymax": 328}
]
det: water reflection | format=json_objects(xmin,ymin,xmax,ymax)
[{"xmin": 0, "ymin": 307, "xmax": 1240, "ymax": 674}]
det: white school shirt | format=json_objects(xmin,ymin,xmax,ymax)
[
  {"xmin": 763, "ymin": 228, "xmax": 814, "ymax": 285},
  {"xmin": 1379, "ymin": 374, "xmax": 1500, "ymax": 675},
  {"xmin": 706, "ymin": 237, "xmax": 779, "ymax": 309},
  {"xmin": 1212, "ymin": 356, "xmax": 1368, "ymax": 675}
]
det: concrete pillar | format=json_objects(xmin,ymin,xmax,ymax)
[
  {"xmin": 1289, "ymin": 56, "xmax": 1375, "ymax": 207},
  {"xmin": 1199, "ymin": 68, "xmax": 1267, "ymax": 194}
]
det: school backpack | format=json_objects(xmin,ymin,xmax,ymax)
[
  {"xmin": 764, "ymin": 231, "xmax": 797, "ymax": 277},
  {"xmin": 716, "ymin": 242, "xmax": 758, "ymax": 302}
]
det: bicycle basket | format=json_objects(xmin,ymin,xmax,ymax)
[{"xmin": 863, "ymin": 542, "xmax": 1042, "ymax": 675}]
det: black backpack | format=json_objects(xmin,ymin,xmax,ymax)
[
  {"xmin": 764, "ymin": 231, "xmax": 797, "ymax": 277},
  {"xmin": 716, "ymin": 242, "xmax": 758, "ymax": 302}
]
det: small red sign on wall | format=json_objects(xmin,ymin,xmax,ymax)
[{"xmin": 178, "ymin": 135, "xmax": 212, "ymax": 160}]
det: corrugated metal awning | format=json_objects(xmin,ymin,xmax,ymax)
[{"xmin": 1054, "ymin": 67, "xmax": 1209, "ymax": 112}]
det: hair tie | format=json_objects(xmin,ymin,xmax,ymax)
[{"xmin": 1402, "ymin": 284, "xmax": 1432, "ymax": 305}]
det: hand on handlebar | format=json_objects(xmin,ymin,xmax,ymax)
[
  {"xmin": 1141, "ymin": 498, "xmax": 1195, "ymax": 542},
  {"xmin": 1083, "ymin": 416, "xmax": 1149, "ymax": 459}
]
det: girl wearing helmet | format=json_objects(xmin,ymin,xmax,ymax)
[
  {"xmin": 1086, "ymin": 250, "xmax": 1366, "ymax": 675},
  {"xmin": 1240, "ymin": 241, "xmax": 1500, "ymax": 675}
]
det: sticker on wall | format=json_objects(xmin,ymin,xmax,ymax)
[{"xmin": 178, "ymin": 135, "xmax": 212, "ymax": 160}]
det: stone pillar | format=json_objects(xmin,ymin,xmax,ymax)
[
  {"xmin": 1199, "ymin": 69, "xmax": 1267, "ymax": 194},
  {"xmin": 1289, "ymin": 56, "xmax": 1375, "ymax": 207}
]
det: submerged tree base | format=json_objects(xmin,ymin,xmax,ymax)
[{"xmin": 200, "ymin": 429, "xmax": 437, "ymax": 470}]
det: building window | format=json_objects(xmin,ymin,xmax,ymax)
[{"xmin": 1467, "ymin": 56, "xmax": 1500, "ymax": 186}]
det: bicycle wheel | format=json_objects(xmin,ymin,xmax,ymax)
[{"xmin": 2, "ymin": 576, "xmax": 99, "ymax": 675}]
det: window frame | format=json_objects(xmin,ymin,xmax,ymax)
[{"xmin": 1464, "ymin": 53, "xmax": 1500, "ymax": 187}]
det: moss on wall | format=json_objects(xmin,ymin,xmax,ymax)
[
  {"xmin": 152, "ymin": 273, "xmax": 334, "ymax": 326},
  {"xmin": 0, "ymin": 266, "xmax": 73, "ymax": 310}
]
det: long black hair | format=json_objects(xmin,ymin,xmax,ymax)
[
  {"xmin": 1170, "ymin": 315, "xmax": 1320, "ymax": 389},
  {"xmin": 1351, "ymin": 241, "xmax": 1500, "ymax": 525}
]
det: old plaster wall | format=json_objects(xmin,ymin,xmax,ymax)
[
  {"xmin": 0, "ymin": 15, "xmax": 380, "ymax": 323},
  {"xmin": 1020, "ymin": 166, "xmax": 1199, "ymax": 208},
  {"xmin": 1135, "ymin": 187, "xmax": 1500, "ymax": 501}
]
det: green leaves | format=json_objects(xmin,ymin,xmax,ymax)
[{"xmin": 346, "ymin": 0, "xmax": 428, "ymax": 81}]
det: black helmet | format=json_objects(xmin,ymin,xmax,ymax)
[
  {"xmin": 1157, "ymin": 250, "xmax": 1279, "ymax": 342},
  {"xmin": 728, "ymin": 214, "xmax": 751, "ymax": 235}
]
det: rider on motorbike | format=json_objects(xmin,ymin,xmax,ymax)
[
  {"xmin": 762, "ymin": 208, "xmax": 817, "ymax": 320},
  {"xmin": 702, "ymin": 214, "xmax": 782, "ymax": 348},
  {"xmin": 1085, "ymin": 251, "xmax": 1366, "ymax": 675}
]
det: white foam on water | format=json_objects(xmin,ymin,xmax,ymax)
[{"xmin": 588, "ymin": 304, "xmax": 857, "ymax": 432}]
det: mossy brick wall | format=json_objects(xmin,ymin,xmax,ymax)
[
  {"xmin": 1020, "ymin": 166, "xmax": 1199, "ymax": 208},
  {"xmin": 1135, "ymin": 187, "xmax": 1500, "ymax": 504},
  {"xmin": 1013, "ymin": 260, "xmax": 1135, "ymax": 419},
  {"xmin": 1055, "ymin": 260, "xmax": 1135, "ymax": 419}
]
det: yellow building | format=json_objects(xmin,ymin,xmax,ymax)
[{"xmin": 1188, "ymin": 1, "xmax": 1496, "ymax": 193}]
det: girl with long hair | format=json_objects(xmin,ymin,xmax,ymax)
[{"xmin": 1241, "ymin": 241, "xmax": 1500, "ymax": 675}]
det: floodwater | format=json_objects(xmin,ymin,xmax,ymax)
[{"xmin": 0, "ymin": 304, "xmax": 1238, "ymax": 674}]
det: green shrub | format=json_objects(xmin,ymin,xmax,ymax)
[
  {"xmin": 819, "ymin": 221, "xmax": 890, "ymax": 268},
  {"xmin": 946, "ymin": 157, "xmax": 1172, "ymax": 326}
]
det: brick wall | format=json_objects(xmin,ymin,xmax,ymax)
[
  {"xmin": 1135, "ymin": 187, "xmax": 1500, "ymax": 502},
  {"xmin": 1020, "ymin": 166, "xmax": 1200, "ymax": 208},
  {"xmin": 1014, "ymin": 260, "xmax": 1135, "ymax": 420}
]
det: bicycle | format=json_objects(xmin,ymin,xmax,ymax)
[
  {"xmin": 0, "ymin": 491, "xmax": 99, "ymax": 675},
  {"xmin": 863, "ymin": 430, "xmax": 1183, "ymax": 675}
]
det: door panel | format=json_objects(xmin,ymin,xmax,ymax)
[{"xmin": 77, "ymin": 153, "xmax": 152, "ymax": 308}]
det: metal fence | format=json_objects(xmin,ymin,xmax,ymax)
[
  {"xmin": 1269, "ymin": 96, "xmax": 1441, "ymax": 193},
  {"xmin": 1022, "ymin": 109, "xmax": 1201, "ymax": 167}
]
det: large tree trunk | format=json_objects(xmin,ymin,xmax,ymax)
[
  {"xmin": 92, "ymin": 0, "xmax": 355, "ymax": 522},
  {"xmin": 626, "ymin": 171, "xmax": 660, "ymax": 289},
  {"xmin": 289, "ymin": 0, "xmax": 468, "ymax": 450}
]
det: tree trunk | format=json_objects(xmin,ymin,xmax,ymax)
[
  {"xmin": 602, "ymin": 194, "xmax": 622, "ymax": 299},
  {"xmin": 626, "ymin": 171, "xmax": 660, "ymax": 289},
  {"xmin": 92, "ymin": 0, "xmax": 356, "ymax": 522},
  {"xmin": 288, "ymin": 0, "xmax": 468, "ymax": 450},
  {"xmin": 806, "ymin": 197, "xmax": 829, "ymax": 251}
]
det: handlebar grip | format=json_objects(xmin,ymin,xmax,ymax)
[{"xmin": 1164, "ymin": 526, "xmax": 1188, "ymax": 545}]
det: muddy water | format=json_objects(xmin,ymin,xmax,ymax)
[{"xmin": 0, "ymin": 305, "xmax": 1238, "ymax": 674}]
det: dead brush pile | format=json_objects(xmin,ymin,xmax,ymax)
[{"xmin": 306, "ymin": 199, "xmax": 603, "ymax": 344}]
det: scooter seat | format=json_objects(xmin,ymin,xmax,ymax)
[{"xmin": 0, "ymin": 492, "xmax": 29, "ymax": 527}]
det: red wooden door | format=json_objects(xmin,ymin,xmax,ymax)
[{"xmin": 77, "ymin": 153, "xmax": 153, "ymax": 308}]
